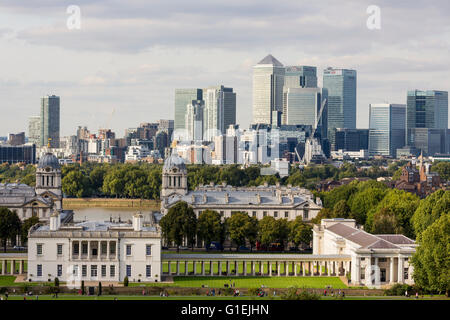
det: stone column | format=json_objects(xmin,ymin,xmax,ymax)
[
  {"xmin": 302, "ymin": 262, "xmax": 306, "ymax": 276},
  {"xmin": 269, "ymin": 262, "xmax": 272, "ymax": 276},
  {"xmin": 244, "ymin": 261, "xmax": 247, "ymax": 276},
  {"xmin": 2, "ymin": 260, "xmax": 6, "ymax": 275},
  {"xmin": 285, "ymin": 262, "xmax": 289, "ymax": 277},
  {"xmin": 319, "ymin": 261, "xmax": 323, "ymax": 276},
  {"xmin": 327, "ymin": 261, "xmax": 331, "ymax": 276},
  {"xmin": 277, "ymin": 262, "xmax": 280, "ymax": 276},
  {"xmin": 389, "ymin": 257, "xmax": 394, "ymax": 284},
  {"xmin": 210, "ymin": 261, "xmax": 213, "ymax": 276},
  {"xmin": 252, "ymin": 262, "xmax": 256, "ymax": 276},
  {"xmin": 107, "ymin": 241, "xmax": 110, "ymax": 260},
  {"xmin": 374, "ymin": 257, "xmax": 380, "ymax": 286},
  {"xmin": 235, "ymin": 261, "xmax": 239, "ymax": 276},
  {"xmin": 294, "ymin": 263, "xmax": 298, "ymax": 276},
  {"xmin": 353, "ymin": 258, "xmax": 361, "ymax": 285},
  {"xmin": 19, "ymin": 260, "xmax": 24, "ymax": 274},
  {"xmin": 366, "ymin": 258, "xmax": 373, "ymax": 286},
  {"xmin": 218, "ymin": 261, "xmax": 222, "ymax": 276},
  {"xmin": 398, "ymin": 256, "xmax": 404, "ymax": 284},
  {"xmin": 10, "ymin": 260, "xmax": 15, "ymax": 275},
  {"xmin": 88, "ymin": 241, "xmax": 91, "ymax": 259},
  {"xmin": 201, "ymin": 261, "xmax": 205, "ymax": 276}
]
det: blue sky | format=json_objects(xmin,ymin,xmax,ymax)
[{"xmin": 0, "ymin": 0, "xmax": 449, "ymax": 136}]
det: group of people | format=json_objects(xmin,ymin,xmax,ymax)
[
  {"xmin": 159, "ymin": 291, "xmax": 169, "ymax": 297},
  {"xmin": 323, "ymin": 287, "xmax": 345, "ymax": 298},
  {"xmin": 206, "ymin": 288, "xmax": 218, "ymax": 296}
]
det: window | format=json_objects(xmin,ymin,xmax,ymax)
[
  {"xmin": 126, "ymin": 265, "xmax": 131, "ymax": 277},
  {"xmin": 82, "ymin": 243, "xmax": 88, "ymax": 255},
  {"xmin": 303, "ymin": 210, "xmax": 309, "ymax": 220},
  {"xmin": 101, "ymin": 265, "xmax": 107, "ymax": 277},
  {"xmin": 379, "ymin": 258, "xmax": 387, "ymax": 262},
  {"xmin": 57, "ymin": 265, "xmax": 62, "ymax": 277},
  {"xmin": 101, "ymin": 242, "xmax": 107, "ymax": 255},
  {"xmin": 285, "ymin": 211, "xmax": 289, "ymax": 218},
  {"xmin": 126, "ymin": 245, "xmax": 132, "ymax": 256},
  {"xmin": 91, "ymin": 265, "xmax": 98, "ymax": 277},
  {"xmin": 220, "ymin": 211, "xmax": 224, "ymax": 217},
  {"xmin": 274, "ymin": 211, "xmax": 278, "ymax": 218},
  {"xmin": 404, "ymin": 268, "xmax": 409, "ymax": 280},
  {"xmin": 37, "ymin": 265, "xmax": 42, "ymax": 277},
  {"xmin": 252, "ymin": 211, "xmax": 256, "ymax": 217},
  {"xmin": 57, "ymin": 244, "xmax": 63, "ymax": 255},
  {"xmin": 37, "ymin": 244, "xmax": 43, "ymax": 255},
  {"xmin": 82, "ymin": 265, "xmax": 87, "ymax": 277},
  {"xmin": 73, "ymin": 265, "xmax": 79, "ymax": 277},
  {"xmin": 110, "ymin": 265, "xmax": 116, "ymax": 277},
  {"xmin": 361, "ymin": 257, "xmax": 365, "ymax": 261},
  {"xmin": 263, "ymin": 211, "xmax": 267, "ymax": 217},
  {"xmin": 360, "ymin": 268, "xmax": 365, "ymax": 280},
  {"xmin": 146, "ymin": 265, "xmax": 151, "ymax": 278},
  {"xmin": 110, "ymin": 242, "xmax": 116, "ymax": 255},
  {"xmin": 73, "ymin": 243, "xmax": 79, "ymax": 255},
  {"xmin": 92, "ymin": 248, "xmax": 98, "ymax": 256},
  {"xmin": 146, "ymin": 245, "xmax": 152, "ymax": 256}
]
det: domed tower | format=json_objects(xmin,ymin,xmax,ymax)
[
  {"xmin": 161, "ymin": 153, "xmax": 188, "ymax": 198},
  {"xmin": 35, "ymin": 153, "xmax": 62, "ymax": 210}
]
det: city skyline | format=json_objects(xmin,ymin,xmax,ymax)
[{"xmin": 0, "ymin": 1, "xmax": 449, "ymax": 137}]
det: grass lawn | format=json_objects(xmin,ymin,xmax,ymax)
[
  {"xmin": 129, "ymin": 276, "xmax": 347, "ymax": 289},
  {"xmin": 0, "ymin": 276, "xmax": 17, "ymax": 286}
]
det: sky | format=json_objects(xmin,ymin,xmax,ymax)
[{"xmin": 0, "ymin": 0, "xmax": 449, "ymax": 137}]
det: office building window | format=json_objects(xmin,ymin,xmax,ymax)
[
  {"xmin": 91, "ymin": 265, "xmax": 98, "ymax": 277},
  {"xmin": 146, "ymin": 265, "xmax": 151, "ymax": 278},
  {"xmin": 37, "ymin": 244, "xmax": 43, "ymax": 255},
  {"xmin": 126, "ymin": 265, "xmax": 131, "ymax": 277},
  {"xmin": 110, "ymin": 265, "xmax": 116, "ymax": 277},
  {"xmin": 37, "ymin": 264, "xmax": 42, "ymax": 277},
  {"xmin": 126, "ymin": 245, "xmax": 132, "ymax": 256},
  {"xmin": 57, "ymin": 244, "xmax": 63, "ymax": 255},
  {"xmin": 146, "ymin": 245, "xmax": 152, "ymax": 256},
  {"xmin": 101, "ymin": 265, "xmax": 107, "ymax": 277},
  {"xmin": 82, "ymin": 265, "xmax": 87, "ymax": 277},
  {"xmin": 73, "ymin": 265, "xmax": 79, "ymax": 276},
  {"xmin": 57, "ymin": 265, "xmax": 62, "ymax": 277}
]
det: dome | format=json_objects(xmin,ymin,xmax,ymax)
[
  {"xmin": 38, "ymin": 153, "xmax": 61, "ymax": 170},
  {"xmin": 163, "ymin": 153, "xmax": 186, "ymax": 172}
]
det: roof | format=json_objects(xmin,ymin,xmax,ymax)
[
  {"xmin": 162, "ymin": 253, "xmax": 351, "ymax": 261},
  {"xmin": 257, "ymin": 54, "xmax": 283, "ymax": 67},
  {"xmin": 326, "ymin": 222, "xmax": 415, "ymax": 250},
  {"xmin": 34, "ymin": 220, "xmax": 157, "ymax": 233},
  {"xmin": 163, "ymin": 153, "xmax": 186, "ymax": 171},
  {"xmin": 38, "ymin": 153, "xmax": 60, "ymax": 169}
]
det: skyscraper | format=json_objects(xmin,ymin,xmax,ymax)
[
  {"xmin": 323, "ymin": 68, "xmax": 357, "ymax": 150},
  {"xmin": 282, "ymin": 87, "xmax": 328, "ymax": 140},
  {"xmin": 204, "ymin": 85, "xmax": 236, "ymax": 141},
  {"xmin": 40, "ymin": 95, "xmax": 60, "ymax": 148},
  {"xmin": 174, "ymin": 89, "xmax": 203, "ymax": 131},
  {"xmin": 406, "ymin": 90, "xmax": 448, "ymax": 145},
  {"xmin": 28, "ymin": 116, "xmax": 41, "ymax": 145},
  {"xmin": 284, "ymin": 66, "xmax": 317, "ymax": 89},
  {"xmin": 368, "ymin": 104, "xmax": 406, "ymax": 157},
  {"xmin": 185, "ymin": 100, "xmax": 205, "ymax": 142},
  {"xmin": 252, "ymin": 54, "xmax": 285, "ymax": 125}
]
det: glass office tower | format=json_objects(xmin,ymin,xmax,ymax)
[
  {"xmin": 40, "ymin": 95, "xmax": 60, "ymax": 148},
  {"xmin": 323, "ymin": 68, "xmax": 357, "ymax": 150},
  {"xmin": 174, "ymin": 89, "xmax": 203, "ymax": 131},
  {"xmin": 204, "ymin": 85, "xmax": 236, "ymax": 141},
  {"xmin": 369, "ymin": 104, "xmax": 406, "ymax": 157},
  {"xmin": 252, "ymin": 54, "xmax": 285, "ymax": 125},
  {"xmin": 284, "ymin": 66, "xmax": 317, "ymax": 89},
  {"xmin": 406, "ymin": 90, "xmax": 448, "ymax": 145}
]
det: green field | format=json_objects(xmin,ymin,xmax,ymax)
[
  {"xmin": 0, "ymin": 276, "xmax": 17, "ymax": 286},
  {"xmin": 129, "ymin": 276, "xmax": 347, "ymax": 289}
]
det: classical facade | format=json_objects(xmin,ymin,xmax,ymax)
[
  {"xmin": 313, "ymin": 219, "xmax": 417, "ymax": 288},
  {"xmin": 27, "ymin": 213, "xmax": 161, "ymax": 283},
  {"xmin": 160, "ymin": 154, "xmax": 322, "ymax": 221},
  {"xmin": 0, "ymin": 152, "xmax": 62, "ymax": 220}
]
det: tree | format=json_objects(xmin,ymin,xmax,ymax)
[
  {"xmin": 21, "ymin": 216, "xmax": 39, "ymax": 245},
  {"xmin": 258, "ymin": 216, "xmax": 290, "ymax": 249},
  {"xmin": 311, "ymin": 208, "xmax": 333, "ymax": 225},
  {"xmin": 197, "ymin": 210, "xmax": 225, "ymax": 251},
  {"xmin": 0, "ymin": 207, "xmax": 22, "ymax": 252},
  {"xmin": 226, "ymin": 212, "xmax": 257, "ymax": 251},
  {"xmin": 431, "ymin": 161, "xmax": 450, "ymax": 181},
  {"xmin": 412, "ymin": 190, "xmax": 450, "ymax": 236},
  {"xmin": 412, "ymin": 213, "xmax": 450, "ymax": 296},
  {"xmin": 372, "ymin": 207, "xmax": 403, "ymax": 234},
  {"xmin": 62, "ymin": 170, "xmax": 91, "ymax": 198},
  {"xmin": 349, "ymin": 187, "xmax": 387, "ymax": 225},
  {"xmin": 159, "ymin": 202, "xmax": 197, "ymax": 252},
  {"xmin": 333, "ymin": 200, "xmax": 351, "ymax": 218},
  {"xmin": 289, "ymin": 216, "xmax": 312, "ymax": 249}
]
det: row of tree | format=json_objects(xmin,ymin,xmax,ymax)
[
  {"xmin": 159, "ymin": 202, "xmax": 312, "ymax": 252},
  {"xmin": 0, "ymin": 207, "xmax": 39, "ymax": 252}
]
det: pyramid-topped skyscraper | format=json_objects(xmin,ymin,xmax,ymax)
[{"xmin": 252, "ymin": 54, "xmax": 285, "ymax": 125}]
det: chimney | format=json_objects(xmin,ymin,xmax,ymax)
[
  {"xmin": 49, "ymin": 211, "xmax": 60, "ymax": 231},
  {"xmin": 224, "ymin": 193, "xmax": 229, "ymax": 204},
  {"xmin": 133, "ymin": 213, "xmax": 143, "ymax": 232},
  {"xmin": 256, "ymin": 193, "xmax": 261, "ymax": 204}
]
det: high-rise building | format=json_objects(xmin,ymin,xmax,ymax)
[
  {"xmin": 8, "ymin": 132, "xmax": 25, "ymax": 146},
  {"xmin": 284, "ymin": 66, "xmax": 317, "ymax": 89},
  {"xmin": 334, "ymin": 128, "xmax": 369, "ymax": 152},
  {"xmin": 406, "ymin": 128, "xmax": 449, "ymax": 156},
  {"xmin": 323, "ymin": 68, "xmax": 357, "ymax": 150},
  {"xmin": 174, "ymin": 89, "xmax": 203, "ymax": 131},
  {"xmin": 369, "ymin": 104, "xmax": 406, "ymax": 157},
  {"xmin": 185, "ymin": 100, "xmax": 205, "ymax": 142},
  {"xmin": 282, "ymin": 87, "xmax": 328, "ymax": 140},
  {"xmin": 28, "ymin": 116, "xmax": 41, "ymax": 146},
  {"xmin": 40, "ymin": 95, "xmax": 60, "ymax": 148},
  {"xmin": 406, "ymin": 90, "xmax": 448, "ymax": 146},
  {"xmin": 252, "ymin": 54, "xmax": 285, "ymax": 125},
  {"xmin": 204, "ymin": 85, "xmax": 236, "ymax": 141}
]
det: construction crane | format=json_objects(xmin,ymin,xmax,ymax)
[{"xmin": 303, "ymin": 98, "xmax": 327, "ymax": 165}]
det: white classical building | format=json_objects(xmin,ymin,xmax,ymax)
[
  {"xmin": 313, "ymin": 219, "xmax": 417, "ymax": 287},
  {"xmin": 27, "ymin": 213, "xmax": 162, "ymax": 283},
  {"xmin": 0, "ymin": 152, "xmax": 62, "ymax": 220},
  {"xmin": 160, "ymin": 153, "xmax": 322, "ymax": 221}
]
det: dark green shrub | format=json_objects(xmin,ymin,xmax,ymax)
[
  {"xmin": 123, "ymin": 276, "xmax": 129, "ymax": 287},
  {"xmin": 98, "ymin": 282, "xmax": 102, "ymax": 296}
]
